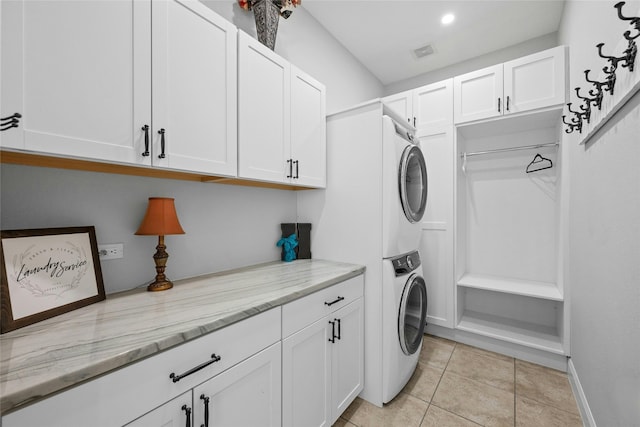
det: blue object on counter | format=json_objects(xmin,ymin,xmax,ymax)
[{"xmin": 277, "ymin": 233, "xmax": 298, "ymax": 262}]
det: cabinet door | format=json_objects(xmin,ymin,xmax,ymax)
[
  {"xmin": 382, "ymin": 90, "xmax": 414, "ymax": 125},
  {"xmin": 330, "ymin": 298, "xmax": 364, "ymax": 424},
  {"xmin": 291, "ymin": 66, "xmax": 326, "ymax": 188},
  {"xmin": 413, "ymin": 79, "xmax": 453, "ymax": 131},
  {"xmin": 418, "ymin": 124, "xmax": 454, "ymax": 328},
  {"xmin": 152, "ymin": 0, "xmax": 237, "ymax": 176},
  {"xmin": 0, "ymin": 0, "xmax": 151, "ymax": 164},
  {"xmin": 238, "ymin": 31, "xmax": 290, "ymax": 183},
  {"xmin": 282, "ymin": 317, "xmax": 331, "ymax": 427},
  {"xmin": 125, "ymin": 392, "xmax": 192, "ymax": 427},
  {"xmin": 193, "ymin": 342, "xmax": 282, "ymax": 427},
  {"xmin": 453, "ymin": 64, "xmax": 503, "ymax": 124},
  {"xmin": 503, "ymin": 46, "xmax": 566, "ymax": 114}
]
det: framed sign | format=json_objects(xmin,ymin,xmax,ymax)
[{"xmin": 1, "ymin": 226, "xmax": 105, "ymax": 333}]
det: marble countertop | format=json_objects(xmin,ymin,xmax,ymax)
[{"xmin": 0, "ymin": 259, "xmax": 365, "ymax": 414}]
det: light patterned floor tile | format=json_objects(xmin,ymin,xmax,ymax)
[
  {"xmin": 516, "ymin": 359, "xmax": 580, "ymax": 415},
  {"xmin": 419, "ymin": 335, "xmax": 455, "ymax": 370},
  {"xmin": 432, "ymin": 371, "xmax": 514, "ymax": 427},
  {"xmin": 446, "ymin": 344, "xmax": 514, "ymax": 393},
  {"xmin": 420, "ymin": 404, "xmax": 482, "ymax": 427},
  {"xmin": 342, "ymin": 394, "xmax": 429, "ymax": 427},
  {"xmin": 516, "ymin": 395, "xmax": 583, "ymax": 427},
  {"xmin": 403, "ymin": 361, "xmax": 444, "ymax": 402},
  {"xmin": 332, "ymin": 417, "xmax": 358, "ymax": 427}
]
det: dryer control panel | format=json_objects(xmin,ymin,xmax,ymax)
[{"xmin": 391, "ymin": 251, "xmax": 422, "ymax": 276}]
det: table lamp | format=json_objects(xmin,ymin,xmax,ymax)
[{"xmin": 135, "ymin": 197, "xmax": 185, "ymax": 291}]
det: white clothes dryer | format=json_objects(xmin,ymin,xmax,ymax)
[
  {"xmin": 382, "ymin": 250, "xmax": 428, "ymax": 403},
  {"xmin": 382, "ymin": 116, "xmax": 428, "ymax": 258}
]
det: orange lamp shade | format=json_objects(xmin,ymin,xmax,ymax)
[{"xmin": 135, "ymin": 197, "xmax": 185, "ymax": 236}]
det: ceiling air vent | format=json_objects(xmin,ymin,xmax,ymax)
[{"xmin": 413, "ymin": 44, "xmax": 435, "ymax": 59}]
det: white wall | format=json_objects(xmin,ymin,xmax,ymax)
[
  {"xmin": 201, "ymin": 0, "xmax": 383, "ymax": 113},
  {"xmin": 0, "ymin": 164, "xmax": 297, "ymax": 294},
  {"xmin": 558, "ymin": 1, "xmax": 640, "ymax": 425},
  {"xmin": 384, "ymin": 32, "xmax": 558, "ymax": 95}
]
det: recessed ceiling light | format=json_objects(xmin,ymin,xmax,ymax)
[{"xmin": 441, "ymin": 13, "xmax": 455, "ymax": 25}]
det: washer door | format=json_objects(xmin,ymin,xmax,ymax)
[
  {"xmin": 398, "ymin": 274, "xmax": 428, "ymax": 355},
  {"xmin": 399, "ymin": 145, "xmax": 428, "ymax": 223}
]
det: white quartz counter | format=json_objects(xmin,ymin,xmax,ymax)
[{"xmin": 0, "ymin": 259, "xmax": 365, "ymax": 414}]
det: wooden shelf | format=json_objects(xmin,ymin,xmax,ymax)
[
  {"xmin": 457, "ymin": 310, "xmax": 564, "ymax": 355},
  {"xmin": 457, "ymin": 273, "xmax": 563, "ymax": 301},
  {"xmin": 0, "ymin": 150, "xmax": 312, "ymax": 191}
]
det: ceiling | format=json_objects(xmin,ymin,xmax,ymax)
[{"xmin": 304, "ymin": 0, "xmax": 566, "ymax": 85}]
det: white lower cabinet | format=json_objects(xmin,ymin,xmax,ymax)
[
  {"xmin": 282, "ymin": 276, "xmax": 364, "ymax": 427},
  {"xmin": 2, "ymin": 309, "xmax": 281, "ymax": 427},
  {"xmin": 128, "ymin": 343, "xmax": 282, "ymax": 427},
  {"xmin": 193, "ymin": 343, "xmax": 281, "ymax": 427}
]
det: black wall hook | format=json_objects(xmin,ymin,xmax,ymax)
[
  {"xmin": 574, "ymin": 88, "xmax": 593, "ymax": 123},
  {"xmin": 614, "ymin": 2, "xmax": 640, "ymax": 27},
  {"xmin": 583, "ymin": 69, "xmax": 606, "ymax": 110},
  {"xmin": 562, "ymin": 113, "xmax": 583, "ymax": 134}
]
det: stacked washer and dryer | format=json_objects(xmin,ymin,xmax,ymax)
[{"xmin": 297, "ymin": 100, "xmax": 429, "ymax": 407}]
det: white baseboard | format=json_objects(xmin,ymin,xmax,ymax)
[{"xmin": 568, "ymin": 358, "xmax": 596, "ymax": 427}]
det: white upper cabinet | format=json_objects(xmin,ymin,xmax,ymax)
[
  {"xmin": 382, "ymin": 90, "xmax": 414, "ymax": 126},
  {"xmin": 454, "ymin": 64, "xmax": 503, "ymax": 123},
  {"xmin": 238, "ymin": 31, "xmax": 290, "ymax": 183},
  {"xmin": 291, "ymin": 66, "xmax": 326, "ymax": 188},
  {"xmin": 454, "ymin": 46, "xmax": 566, "ymax": 124},
  {"xmin": 152, "ymin": 0, "xmax": 237, "ymax": 176},
  {"xmin": 503, "ymin": 46, "xmax": 566, "ymax": 114},
  {"xmin": 1, "ymin": 0, "xmax": 237, "ymax": 177},
  {"xmin": 413, "ymin": 79, "xmax": 454, "ymax": 130},
  {"xmin": 0, "ymin": 0, "xmax": 151, "ymax": 164},
  {"xmin": 238, "ymin": 32, "xmax": 326, "ymax": 188}
]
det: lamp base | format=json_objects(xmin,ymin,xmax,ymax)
[
  {"xmin": 146, "ymin": 235, "xmax": 173, "ymax": 292},
  {"xmin": 147, "ymin": 279, "xmax": 173, "ymax": 292}
]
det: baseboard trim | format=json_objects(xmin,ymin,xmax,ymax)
[{"xmin": 568, "ymin": 358, "xmax": 596, "ymax": 427}]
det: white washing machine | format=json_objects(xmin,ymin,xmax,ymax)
[
  {"xmin": 382, "ymin": 250, "xmax": 428, "ymax": 403},
  {"xmin": 382, "ymin": 115, "xmax": 428, "ymax": 259}
]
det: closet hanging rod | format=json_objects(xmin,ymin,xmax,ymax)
[{"xmin": 460, "ymin": 142, "xmax": 559, "ymax": 158}]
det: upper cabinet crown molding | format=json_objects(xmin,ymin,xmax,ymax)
[
  {"xmin": 238, "ymin": 31, "xmax": 327, "ymax": 189},
  {"xmin": 453, "ymin": 45, "xmax": 567, "ymax": 124}
]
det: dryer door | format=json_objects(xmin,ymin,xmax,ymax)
[
  {"xmin": 398, "ymin": 274, "xmax": 428, "ymax": 355},
  {"xmin": 399, "ymin": 144, "xmax": 428, "ymax": 223}
]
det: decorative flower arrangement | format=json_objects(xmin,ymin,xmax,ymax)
[{"xmin": 238, "ymin": 0, "xmax": 301, "ymax": 19}]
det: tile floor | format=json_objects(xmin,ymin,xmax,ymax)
[{"xmin": 334, "ymin": 335, "xmax": 583, "ymax": 427}]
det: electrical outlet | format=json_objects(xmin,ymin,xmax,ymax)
[{"xmin": 98, "ymin": 243, "xmax": 124, "ymax": 260}]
